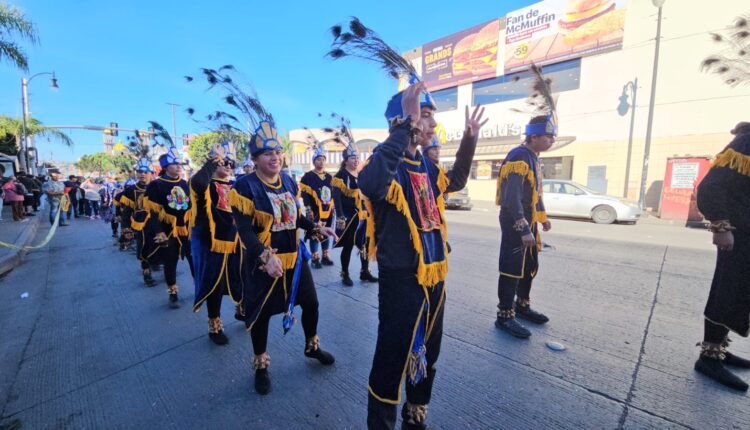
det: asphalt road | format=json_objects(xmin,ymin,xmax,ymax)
[{"xmin": 0, "ymin": 212, "xmax": 747, "ymax": 429}]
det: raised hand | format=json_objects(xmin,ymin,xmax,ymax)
[
  {"xmin": 401, "ymin": 82, "xmax": 426, "ymax": 126},
  {"xmin": 465, "ymin": 104, "xmax": 489, "ymax": 138}
]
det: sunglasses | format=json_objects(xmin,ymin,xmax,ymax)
[{"xmin": 218, "ymin": 160, "xmax": 236, "ymax": 169}]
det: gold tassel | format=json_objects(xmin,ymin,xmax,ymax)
[
  {"xmin": 714, "ymin": 148, "xmax": 750, "ymax": 177},
  {"xmin": 300, "ymin": 182, "xmax": 332, "ymax": 219},
  {"xmin": 534, "ymin": 211, "xmax": 548, "ymax": 224},
  {"xmin": 385, "ymin": 181, "xmax": 448, "ymax": 287},
  {"xmin": 277, "ymin": 252, "xmax": 298, "ymax": 270},
  {"xmin": 203, "ymin": 183, "xmax": 238, "ymax": 254},
  {"xmin": 437, "ymin": 168, "xmax": 450, "ymax": 194},
  {"xmin": 363, "ymin": 198, "xmax": 377, "ymax": 260},
  {"xmin": 436, "ymin": 194, "xmax": 448, "ymax": 240}
]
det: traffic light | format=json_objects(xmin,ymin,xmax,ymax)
[{"xmin": 110, "ymin": 122, "xmax": 119, "ymax": 136}]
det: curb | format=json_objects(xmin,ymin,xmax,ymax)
[{"xmin": 0, "ymin": 213, "xmax": 44, "ymax": 277}]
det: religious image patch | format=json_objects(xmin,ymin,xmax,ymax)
[
  {"xmin": 267, "ymin": 191, "xmax": 298, "ymax": 232},
  {"xmin": 214, "ymin": 182, "xmax": 232, "ymax": 212},
  {"xmin": 320, "ymin": 186, "xmax": 332, "ymax": 204},
  {"xmin": 407, "ymin": 171, "xmax": 441, "ymax": 231},
  {"xmin": 167, "ymin": 186, "xmax": 189, "ymax": 211}
]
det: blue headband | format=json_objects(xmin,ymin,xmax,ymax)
[
  {"xmin": 313, "ymin": 146, "xmax": 326, "ymax": 160},
  {"xmin": 525, "ymin": 113, "xmax": 558, "ymax": 137},
  {"xmin": 136, "ymin": 157, "xmax": 154, "ymax": 173}
]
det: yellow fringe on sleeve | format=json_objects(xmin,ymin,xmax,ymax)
[
  {"xmin": 363, "ymin": 197, "xmax": 377, "ymax": 260},
  {"xmin": 437, "ymin": 168, "xmax": 450, "ymax": 194},
  {"xmin": 332, "ymin": 177, "xmax": 359, "ymax": 198},
  {"xmin": 385, "ymin": 181, "xmax": 448, "ymax": 287},
  {"xmin": 495, "ymin": 160, "xmax": 540, "ymax": 225},
  {"xmin": 228, "ymin": 188, "xmax": 274, "ymax": 246},
  {"xmin": 130, "ymin": 212, "xmax": 149, "ymax": 231},
  {"xmin": 714, "ymin": 148, "xmax": 750, "ymax": 177},
  {"xmin": 119, "ymin": 195, "xmax": 136, "ymax": 210}
]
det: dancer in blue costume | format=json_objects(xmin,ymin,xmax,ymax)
[{"xmin": 189, "ymin": 141, "xmax": 243, "ymax": 345}]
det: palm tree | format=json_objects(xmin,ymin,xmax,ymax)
[
  {"xmin": 0, "ymin": 1, "xmax": 38, "ymax": 71},
  {"xmin": 0, "ymin": 115, "xmax": 73, "ymax": 156}
]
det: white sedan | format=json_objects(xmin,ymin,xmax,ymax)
[{"xmin": 541, "ymin": 180, "xmax": 642, "ymax": 224}]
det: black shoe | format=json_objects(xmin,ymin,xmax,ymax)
[
  {"xmin": 254, "ymin": 369, "xmax": 271, "ymax": 395},
  {"xmin": 143, "ymin": 272, "xmax": 156, "ymax": 287},
  {"xmin": 724, "ymin": 351, "xmax": 750, "ymax": 369},
  {"xmin": 401, "ymin": 404, "xmax": 431, "ymax": 430},
  {"xmin": 342, "ymin": 272, "xmax": 354, "ymax": 287},
  {"xmin": 695, "ymin": 356, "xmax": 748, "ymax": 391},
  {"xmin": 311, "ymin": 259, "xmax": 322, "ymax": 269},
  {"xmin": 26, "ymin": 213, "xmax": 35, "ymax": 217},
  {"xmin": 152, "ymin": 264, "xmax": 163, "ymax": 271},
  {"xmin": 305, "ymin": 347, "xmax": 336, "ymax": 365},
  {"xmin": 321, "ymin": 256, "xmax": 334, "ymax": 266},
  {"xmin": 495, "ymin": 317, "xmax": 531, "ymax": 339},
  {"xmin": 360, "ymin": 270, "xmax": 378, "ymax": 283},
  {"xmin": 169, "ymin": 293, "xmax": 180, "ymax": 308},
  {"xmin": 209, "ymin": 330, "xmax": 229, "ymax": 345},
  {"xmin": 515, "ymin": 304, "xmax": 549, "ymax": 324}
]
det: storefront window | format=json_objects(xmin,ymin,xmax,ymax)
[
  {"xmin": 540, "ymin": 156, "xmax": 574, "ymax": 180},
  {"xmin": 472, "ymin": 58, "xmax": 581, "ymax": 105},
  {"xmin": 432, "ymin": 87, "xmax": 458, "ymax": 112}
]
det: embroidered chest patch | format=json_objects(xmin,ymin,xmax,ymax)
[
  {"xmin": 320, "ymin": 186, "xmax": 332, "ymax": 205},
  {"xmin": 214, "ymin": 183, "xmax": 232, "ymax": 212},
  {"xmin": 407, "ymin": 171, "xmax": 441, "ymax": 231},
  {"xmin": 267, "ymin": 191, "xmax": 298, "ymax": 232},
  {"xmin": 167, "ymin": 186, "xmax": 189, "ymax": 211}
]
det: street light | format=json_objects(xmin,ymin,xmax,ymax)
[
  {"xmin": 638, "ymin": 0, "xmax": 666, "ymax": 210},
  {"xmin": 21, "ymin": 71, "xmax": 59, "ymax": 175},
  {"xmin": 618, "ymin": 78, "xmax": 638, "ymax": 199}
]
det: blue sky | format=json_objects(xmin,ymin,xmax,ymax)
[{"xmin": 0, "ymin": 0, "xmax": 532, "ymax": 161}]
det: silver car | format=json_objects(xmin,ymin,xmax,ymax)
[{"xmin": 541, "ymin": 180, "xmax": 642, "ymax": 224}]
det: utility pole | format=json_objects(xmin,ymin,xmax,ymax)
[
  {"xmin": 166, "ymin": 102, "xmax": 180, "ymax": 146},
  {"xmin": 639, "ymin": 1, "xmax": 665, "ymax": 210}
]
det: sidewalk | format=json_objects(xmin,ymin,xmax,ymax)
[{"xmin": 0, "ymin": 206, "xmax": 45, "ymax": 276}]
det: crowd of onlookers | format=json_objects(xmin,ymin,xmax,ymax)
[
  {"xmin": 0, "ymin": 170, "xmax": 45, "ymax": 222},
  {"xmin": 1, "ymin": 170, "xmax": 123, "ymax": 225}
]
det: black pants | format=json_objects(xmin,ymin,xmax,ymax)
[
  {"xmin": 250, "ymin": 263, "xmax": 319, "ymax": 355},
  {"xmin": 368, "ymin": 269, "xmax": 444, "ymax": 419},
  {"xmin": 704, "ymin": 319, "xmax": 730, "ymax": 344},
  {"xmin": 111, "ymin": 220, "xmax": 119, "ymax": 236},
  {"xmin": 206, "ymin": 287, "xmax": 223, "ymax": 319},
  {"xmin": 78, "ymin": 198, "xmax": 87, "ymax": 216},
  {"xmin": 497, "ymin": 274, "xmax": 533, "ymax": 311},
  {"xmin": 135, "ymin": 234, "xmax": 152, "ymax": 271},
  {"xmin": 160, "ymin": 236, "xmax": 194, "ymax": 287},
  {"xmin": 341, "ymin": 225, "xmax": 368, "ymax": 274}
]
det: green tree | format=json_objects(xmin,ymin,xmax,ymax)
[
  {"xmin": 0, "ymin": 115, "xmax": 73, "ymax": 155},
  {"xmin": 188, "ymin": 132, "xmax": 224, "ymax": 167},
  {"xmin": 76, "ymin": 152, "xmax": 116, "ymax": 176},
  {"xmin": 0, "ymin": 1, "xmax": 38, "ymax": 71}
]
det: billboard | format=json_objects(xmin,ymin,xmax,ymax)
[
  {"xmin": 504, "ymin": 0, "xmax": 626, "ymax": 73},
  {"xmin": 421, "ymin": 19, "xmax": 501, "ymax": 91}
]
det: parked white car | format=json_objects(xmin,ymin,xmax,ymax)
[{"xmin": 541, "ymin": 180, "xmax": 642, "ymax": 224}]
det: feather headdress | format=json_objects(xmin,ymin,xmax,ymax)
[
  {"xmin": 327, "ymin": 17, "xmax": 435, "ymax": 123},
  {"xmin": 323, "ymin": 112, "xmax": 357, "ymax": 159},
  {"xmin": 701, "ymin": 15, "xmax": 750, "ymax": 87},
  {"xmin": 303, "ymin": 127, "xmax": 327, "ymax": 161},
  {"xmin": 184, "ymin": 65, "xmax": 282, "ymax": 156},
  {"xmin": 512, "ymin": 64, "xmax": 558, "ymax": 137}
]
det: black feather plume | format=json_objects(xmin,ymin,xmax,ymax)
[
  {"xmin": 702, "ymin": 15, "xmax": 750, "ymax": 87},
  {"xmin": 330, "ymin": 25, "xmax": 342, "ymax": 39},
  {"xmin": 328, "ymin": 16, "xmax": 418, "ymax": 82},
  {"xmin": 184, "ymin": 75, "xmax": 193, "ymax": 82}
]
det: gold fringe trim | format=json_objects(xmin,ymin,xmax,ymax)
[
  {"xmin": 436, "ymin": 194, "xmax": 448, "ymax": 240},
  {"xmin": 332, "ymin": 177, "xmax": 359, "ymax": 199},
  {"xmin": 385, "ymin": 180, "xmax": 448, "ymax": 287},
  {"xmin": 437, "ymin": 168, "xmax": 450, "ymax": 194},
  {"xmin": 130, "ymin": 213, "xmax": 149, "ymax": 232},
  {"xmin": 119, "ymin": 195, "xmax": 136, "ymax": 210},
  {"xmin": 300, "ymin": 182, "xmax": 332, "ymax": 219},
  {"xmin": 534, "ymin": 211, "xmax": 548, "ymax": 224},
  {"xmin": 277, "ymin": 251, "xmax": 298, "ymax": 270},
  {"xmin": 202, "ymin": 183, "xmax": 238, "ymax": 254},
  {"xmin": 364, "ymin": 197, "xmax": 377, "ymax": 260},
  {"xmin": 714, "ymin": 148, "xmax": 750, "ymax": 177},
  {"xmin": 228, "ymin": 188, "xmax": 274, "ymax": 246},
  {"xmin": 495, "ymin": 160, "xmax": 540, "ymax": 224}
]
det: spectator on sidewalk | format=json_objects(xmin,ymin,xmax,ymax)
[
  {"xmin": 2, "ymin": 176, "xmax": 27, "ymax": 222},
  {"xmin": 64, "ymin": 175, "xmax": 80, "ymax": 219},
  {"xmin": 82, "ymin": 177, "xmax": 103, "ymax": 219},
  {"xmin": 18, "ymin": 171, "xmax": 41, "ymax": 216},
  {"xmin": 42, "ymin": 171, "xmax": 69, "ymax": 226},
  {"xmin": 77, "ymin": 176, "xmax": 87, "ymax": 216}
]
